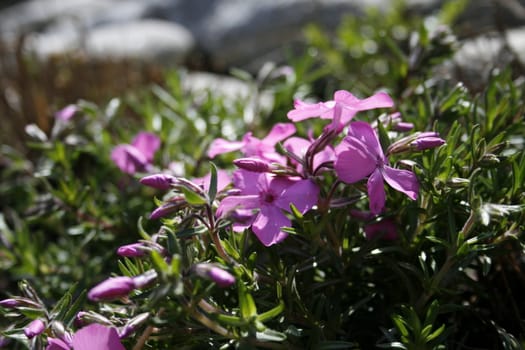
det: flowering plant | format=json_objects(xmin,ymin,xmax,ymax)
[{"xmin": 1, "ymin": 3, "xmax": 525, "ymax": 349}]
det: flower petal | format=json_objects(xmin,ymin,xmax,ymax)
[
  {"xmin": 347, "ymin": 121, "xmax": 384, "ymax": 158},
  {"xmin": 131, "ymin": 132, "xmax": 161, "ymax": 162},
  {"xmin": 367, "ymin": 169, "xmax": 386, "ymax": 214},
  {"xmin": 207, "ymin": 138, "xmax": 245, "ymax": 158},
  {"xmin": 111, "ymin": 144, "xmax": 148, "ymax": 174},
  {"xmin": 334, "ymin": 137, "xmax": 376, "ymax": 183},
  {"xmin": 217, "ymin": 195, "xmax": 259, "ymax": 218},
  {"xmin": 276, "ymin": 179, "xmax": 319, "ymax": 214},
  {"xmin": 382, "ymin": 166, "xmax": 419, "ymax": 200},
  {"xmin": 287, "ymin": 100, "xmax": 331, "ymax": 122},
  {"xmin": 72, "ymin": 324, "xmax": 125, "ymax": 350},
  {"xmin": 46, "ymin": 337, "xmax": 71, "ymax": 350},
  {"xmin": 263, "ymin": 123, "xmax": 296, "ymax": 145},
  {"xmin": 252, "ymin": 206, "xmax": 290, "ymax": 246}
]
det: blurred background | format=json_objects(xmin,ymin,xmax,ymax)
[{"xmin": 2, "ymin": 0, "xmax": 525, "ymax": 151}]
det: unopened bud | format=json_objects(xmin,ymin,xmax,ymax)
[
  {"xmin": 193, "ymin": 264, "xmax": 235, "ymax": 288},
  {"xmin": 87, "ymin": 277, "xmax": 135, "ymax": 301},
  {"xmin": 117, "ymin": 243, "xmax": 147, "ymax": 257},
  {"xmin": 118, "ymin": 312, "xmax": 150, "ymax": 339},
  {"xmin": 233, "ymin": 158, "xmax": 271, "ymax": 172},
  {"xmin": 139, "ymin": 174, "xmax": 177, "ymax": 190},
  {"xmin": 24, "ymin": 319, "xmax": 46, "ymax": 339},
  {"xmin": 410, "ymin": 132, "xmax": 445, "ymax": 150}
]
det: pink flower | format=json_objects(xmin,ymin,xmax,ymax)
[
  {"xmin": 287, "ymin": 90, "xmax": 394, "ymax": 127},
  {"xmin": 207, "ymin": 123, "xmax": 296, "ymax": 164},
  {"xmin": 72, "ymin": 324, "xmax": 125, "ymax": 350},
  {"xmin": 334, "ymin": 121, "xmax": 418, "ymax": 214},
  {"xmin": 24, "ymin": 319, "xmax": 46, "ymax": 339},
  {"xmin": 283, "ymin": 136, "xmax": 335, "ymax": 174},
  {"xmin": 218, "ymin": 170, "xmax": 319, "ymax": 246},
  {"xmin": 54, "ymin": 104, "xmax": 77, "ymax": 122},
  {"xmin": 111, "ymin": 132, "xmax": 161, "ymax": 174}
]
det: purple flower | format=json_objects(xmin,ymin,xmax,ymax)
[
  {"xmin": 207, "ymin": 123, "xmax": 296, "ymax": 164},
  {"xmin": 72, "ymin": 324, "xmax": 125, "ymax": 350},
  {"xmin": 287, "ymin": 90, "xmax": 394, "ymax": 127},
  {"xmin": 24, "ymin": 319, "xmax": 46, "ymax": 339},
  {"xmin": 87, "ymin": 277, "xmax": 136, "ymax": 301},
  {"xmin": 218, "ymin": 170, "xmax": 319, "ymax": 246},
  {"xmin": 193, "ymin": 263, "xmax": 236, "ymax": 288},
  {"xmin": 334, "ymin": 121, "xmax": 418, "ymax": 214},
  {"xmin": 54, "ymin": 104, "xmax": 77, "ymax": 122},
  {"xmin": 111, "ymin": 132, "xmax": 161, "ymax": 174},
  {"xmin": 46, "ymin": 338, "xmax": 71, "ymax": 350},
  {"xmin": 283, "ymin": 136, "xmax": 335, "ymax": 174}
]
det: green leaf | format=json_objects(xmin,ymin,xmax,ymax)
[
  {"xmin": 257, "ymin": 301, "xmax": 285, "ymax": 323},
  {"xmin": 238, "ymin": 283, "xmax": 257, "ymax": 319},
  {"xmin": 181, "ymin": 187, "xmax": 207, "ymax": 206},
  {"xmin": 208, "ymin": 162, "xmax": 218, "ymax": 203}
]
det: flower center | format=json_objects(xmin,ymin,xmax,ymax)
[{"xmin": 263, "ymin": 192, "xmax": 276, "ymax": 204}]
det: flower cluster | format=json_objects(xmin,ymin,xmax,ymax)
[{"xmin": 137, "ymin": 89, "xmax": 444, "ymax": 248}]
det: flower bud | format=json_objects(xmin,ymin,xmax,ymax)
[
  {"xmin": 233, "ymin": 157, "xmax": 271, "ymax": 172},
  {"xmin": 118, "ymin": 312, "xmax": 150, "ymax": 339},
  {"xmin": 410, "ymin": 132, "xmax": 445, "ymax": 150},
  {"xmin": 139, "ymin": 174, "xmax": 177, "ymax": 190},
  {"xmin": 394, "ymin": 122, "xmax": 414, "ymax": 132},
  {"xmin": 117, "ymin": 243, "xmax": 147, "ymax": 258},
  {"xmin": 24, "ymin": 319, "xmax": 46, "ymax": 339},
  {"xmin": 87, "ymin": 277, "xmax": 136, "ymax": 301},
  {"xmin": 0, "ymin": 298, "xmax": 19, "ymax": 308},
  {"xmin": 193, "ymin": 264, "xmax": 235, "ymax": 288},
  {"xmin": 132, "ymin": 270, "xmax": 158, "ymax": 289}
]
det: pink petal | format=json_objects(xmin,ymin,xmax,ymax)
[
  {"xmin": 276, "ymin": 179, "xmax": 319, "ymax": 214},
  {"xmin": 283, "ymin": 136, "xmax": 311, "ymax": 159},
  {"xmin": 232, "ymin": 170, "xmax": 262, "ymax": 195},
  {"xmin": 194, "ymin": 169, "xmax": 231, "ymax": 193},
  {"xmin": 111, "ymin": 144, "xmax": 148, "ymax": 174},
  {"xmin": 217, "ymin": 195, "xmax": 259, "ymax": 218},
  {"xmin": 252, "ymin": 206, "xmax": 290, "ymax": 246},
  {"xmin": 367, "ymin": 169, "xmax": 386, "ymax": 214},
  {"xmin": 351, "ymin": 91, "xmax": 394, "ymax": 110},
  {"xmin": 382, "ymin": 166, "xmax": 419, "ymax": 200},
  {"xmin": 207, "ymin": 138, "xmax": 245, "ymax": 158},
  {"xmin": 72, "ymin": 324, "xmax": 125, "ymax": 350},
  {"xmin": 262, "ymin": 123, "xmax": 296, "ymax": 145},
  {"xmin": 131, "ymin": 132, "xmax": 161, "ymax": 162},
  {"xmin": 334, "ymin": 138, "xmax": 376, "ymax": 184},
  {"xmin": 347, "ymin": 121, "xmax": 384, "ymax": 158},
  {"xmin": 287, "ymin": 100, "xmax": 331, "ymax": 122},
  {"xmin": 46, "ymin": 338, "xmax": 71, "ymax": 350}
]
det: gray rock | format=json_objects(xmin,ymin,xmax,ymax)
[
  {"xmin": 438, "ymin": 26, "xmax": 525, "ymax": 89},
  {"xmin": 84, "ymin": 19, "xmax": 194, "ymax": 65}
]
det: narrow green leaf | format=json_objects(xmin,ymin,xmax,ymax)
[
  {"xmin": 208, "ymin": 162, "xmax": 218, "ymax": 203},
  {"xmin": 257, "ymin": 301, "xmax": 285, "ymax": 323}
]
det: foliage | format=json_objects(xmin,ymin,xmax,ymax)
[{"xmin": 1, "ymin": 1, "xmax": 524, "ymax": 349}]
